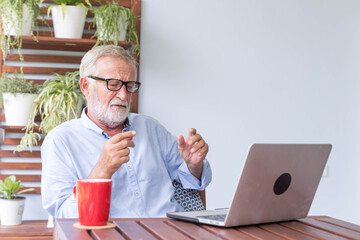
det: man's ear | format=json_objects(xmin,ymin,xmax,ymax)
[{"xmin": 80, "ymin": 77, "xmax": 90, "ymax": 97}]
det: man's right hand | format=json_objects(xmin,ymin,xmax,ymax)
[{"xmin": 89, "ymin": 131, "xmax": 136, "ymax": 179}]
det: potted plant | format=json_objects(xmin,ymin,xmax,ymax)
[
  {"xmin": 0, "ymin": 0, "xmax": 42, "ymax": 62},
  {"xmin": 16, "ymin": 71, "xmax": 85, "ymax": 152},
  {"xmin": 92, "ymin": 1, "xmax": 140, "ymax": 55},
  {"xmin": 0, "ymin": 74, "xmax": 40, "ymax": 126},
  {"xmin": 0, "ymin": 175, "xmax": 35, "ymax": 225},
  {"xmin": 48, "ymin": 0, "xmax": 92, "ymax": 39}
]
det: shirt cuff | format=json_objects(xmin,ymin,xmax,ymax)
[{"xmin": 178, "ymin": 159, "xmax": 212, "ymax": 191}]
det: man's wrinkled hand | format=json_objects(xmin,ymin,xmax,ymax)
[
  {"xmin": 89, "ymin": 131, "xmax": 136, "ymax": 179},
  {"xmin": 178, "ymin": 128, "xmax": 209, "ymax": 179}
]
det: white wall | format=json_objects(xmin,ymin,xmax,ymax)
[{"xmin": 139, "ymin": 0, "xmax": 360, "ymax": 224}]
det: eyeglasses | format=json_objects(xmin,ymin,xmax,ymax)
[{"xmin": 88, "ymin": 76, "xmax": 141, "ymax": 93}]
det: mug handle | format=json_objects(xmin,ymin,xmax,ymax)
[{"xmin": 73, "ymin": 185, "xmax": 76, "ymax": 199}]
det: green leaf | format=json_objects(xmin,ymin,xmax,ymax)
[
  {"xmin": 0, "ymin": 190, "xmax": 10, "ymax": 199},
  {"xmin": 16, "ymin": 188, "xmax": 35, "ymax": 195},
  {"xmin": 12, "ymin": 182, "xmax": 21, "ymax": 193},
  {"xmin": 9, "ymin": 175, "xmax": 16, "ymax": 182},
  {"xmin": 0, "ymin": 175, "xmax": 23, "ymax": 198}
]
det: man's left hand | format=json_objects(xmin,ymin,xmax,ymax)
[{"xmin": 178, "ymin": 128, "xmax": 209, "ymax": 179}]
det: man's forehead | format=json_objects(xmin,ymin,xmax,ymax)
[
  {"xmin": 95, "ymin": 56, "xmax": 135, "ymax": 74},
  {"xmin": 96, "ymin": 55, "xmax": 132, "ymax": 66}
]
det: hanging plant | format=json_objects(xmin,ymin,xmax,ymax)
[
  {"xmin": 16, "ymin": 71, "xmax": 85, "ymax": 152},
  {"xmin": 91, "ymin": 1, "xmax": 140, "ymax": 55},
  {"xmin": 0, "ymin": 0, "xmax": 42, "ymax": 62}
]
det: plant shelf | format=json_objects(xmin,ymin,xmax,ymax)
[
  {"xmin": 0, "ymin": 0, "xmax": 141, "ymax": 199},
  {"xmin": 19, "ymin": 36, "xmax": 134, "ymax": 52},
  {"xmin": 0, "ymin": 125, "xmax": 40, "ymax": 133}
]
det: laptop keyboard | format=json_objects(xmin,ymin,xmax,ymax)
[{"xmin": 197, "ymin": 214, "xmax": 226, "ymax": 221}]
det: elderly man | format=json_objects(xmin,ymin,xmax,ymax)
[{"xmin": 41, "ymin": 45, "xmax": 212, "ymax": 218}]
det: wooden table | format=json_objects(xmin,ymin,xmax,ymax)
[
  {"xmin": 0, "ymin": 220, "xmax": 53, "ymax": 239},
  {"xmin": 54, "ymin": 216, "xmax": 360, "ymax": 240}
]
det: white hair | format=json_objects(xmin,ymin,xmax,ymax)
[{"xmin": 80, "ymin": 45, "xmax": 138, "ymax": 85}]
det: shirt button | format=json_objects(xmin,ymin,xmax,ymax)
[
  {"xmin": 127, "ymin": 165, "xmax": 131, "ymax": 169},
  {"xmin": 135, "ymin": 192, "xmax": 139, "ymax": 196}
]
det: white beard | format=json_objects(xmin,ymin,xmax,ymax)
[{"xmin": 89, "ymin": 88, "xmax": 129, "ymax": 128}]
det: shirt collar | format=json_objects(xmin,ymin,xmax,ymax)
[{"xmin": 80, "ymin": 107, "xmax": 131, "ymax": 138}]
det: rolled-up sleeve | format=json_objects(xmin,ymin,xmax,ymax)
[
  {"xmin": 158, "ymin": 123, "xmax": 212, "ymax": 191},
  {"xmin": 178, "ymin": 159, "xmax": 212, "ymax": 191}
]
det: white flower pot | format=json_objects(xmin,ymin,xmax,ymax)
[
  {"xmin": 51, "ymin": 5, "xmax": 86, "ymax": 39},
  {"xmin": 2, "ymin": 4, "xmax": 33, "ymax": 36},
  {"xmin": 96, "ymin": 12, "xmax": 128, "ymax": 41},
  {"xmin": 3, "ymin": 93, "xmax": 38, "ymax": 126},
  {"xmin": 0, "ymin": 197, "xmax": 25, "ymax": 225}
]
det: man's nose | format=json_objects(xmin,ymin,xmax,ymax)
[{"xmin": 115, "ymin": 85, "xmax": 128, "ymax": 100}]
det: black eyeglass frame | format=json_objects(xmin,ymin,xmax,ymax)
[{"xmin": 88, "ymin": 76, "xmax": 141, "ymax": 93}]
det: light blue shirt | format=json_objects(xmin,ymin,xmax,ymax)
[{"xmin": 41, "ymin": 109, "xmax": 212, "ymax": 218}]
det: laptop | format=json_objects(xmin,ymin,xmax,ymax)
[{"xmin": 167, "ymin": 143, "xmax": 332, "ymax": 227}]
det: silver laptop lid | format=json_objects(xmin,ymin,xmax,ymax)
[{"xmin": 224, "ymin": 143, "xmax": 332, "ymax": 227}]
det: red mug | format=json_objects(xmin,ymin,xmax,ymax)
[{"xmin": 73, "ymin": 179, "xmax": 112, "ymax": 226}]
